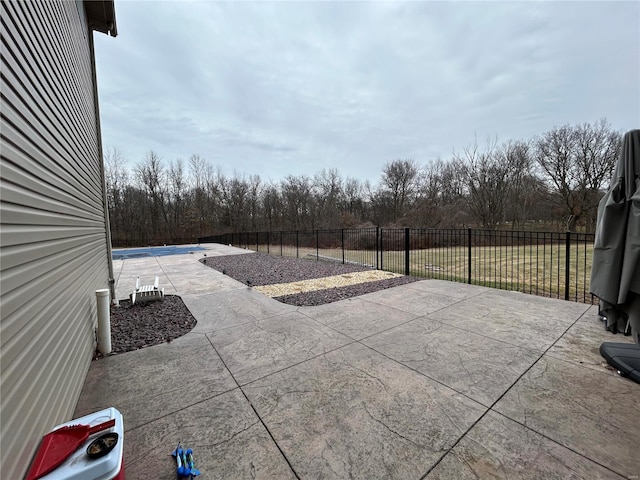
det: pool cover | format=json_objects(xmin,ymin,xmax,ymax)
[{"xmin": 112, "ymin": 246, "xmax": 205, "ymax": 260}]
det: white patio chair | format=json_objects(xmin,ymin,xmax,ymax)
[{"xmin": 130, "ymin": 276, "xmax": 164, "ymax": 305}]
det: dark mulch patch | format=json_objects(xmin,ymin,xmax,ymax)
[
  {"xmin": 101, "ymin": 295, "xmax": 196, "ymax": 357},
  {"xmin": 200, "ymin": 252, "xmax": 368, "ymax": 285},
  {"xmin": 273, "ymin": 276, "xmax": 421, "ymax": 306}
]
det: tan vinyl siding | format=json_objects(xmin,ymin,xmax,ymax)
[{"xmin": 0, "ymin": 1, "xmax": 112, "ymax": 478}]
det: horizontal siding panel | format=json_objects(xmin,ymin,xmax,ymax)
[
  {"xmin": 0, "ymin": 82, "xmax": 101, "ymax": 200},
  {"xmin": 0, "ymin": 224, "xmax": 104, "ymax": 247},
  {"xmin": 32, "ymin": 0, "xmax": 97, "ymax": 142},
  {"xmin": 2, "ymin": 1, "xmax": 99, "ymax": 171},
  {"xmin": 0, "ymin": 103, "xmax": 102, "ymax": 208},
  {"xmin": 0, "ymin": 236, "xmax": 107, "ymax": 304},
  {"xmin": 0, "ymin": 56, "xmax": 100, "ymax": 189},
  {"xmin": 0, "ymin": 202, "xmax": 101, "ymax": 227},
  {"xmin": 2, "ymin": 296, "xmax": 94, "ymax": 410},
  {"xmin": 0, "ymin": 0, "xmax": 114, "ymax": 476},
  {"xmin": 30, "ymin": 1, "xmax": 96, "ymax": 126},
  {"xmin": 1, "ymin": 289, "xmax": 97, "ymax": 474},
  {"xmin": 0, "ymin": 235, "xmax": 100, "ymax": 271},
  {"xmin": 1, "ymin": 250, "xmax": 105, "ymax": 393},
  {"xmin": 0, "ymin": 45, "xmax": 97, "ymax": 177},
  {"xmin": 1, "ymin": 244, "xmax": 107, "ymax": 480},
  {"xmin": 0, "ymin": 121, "xmax": 102, "ymax": 209},
  {"xmin": 1, "ymin": 249, "xmax": 108, "ymax": 352},
  {"xmin": 1, "ymin": 162, "xmax": 103, "ymax": 216},
  {"xmin": 0, "ymin": 75, "xmax": 99, "ymax": 199},
  {"xmin": 0, "ymin": 191, "xmax": 102, "ymax": 226},
  {"xmin": 0, "ymin": 77, "xmax": 103, "ymax": 202},
  {"xmin": 3, "ymin": 0, "xmax": 91, "ymax": 132},
  {"xmin": 1, "ymin": 167, "xmax": 103, "ymax": 220}
]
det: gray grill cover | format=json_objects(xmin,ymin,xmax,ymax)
[{"xmin": 590, "ymin": 129, "xmax": 640, "ymax": 341}]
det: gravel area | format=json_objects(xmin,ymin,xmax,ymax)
[
  {"xmin": 105, "ymin": 252, "xmax": 420, "ymax": 356},
  {"xmin": 101, "ymin": 295, "xmax": 196, "ymax": 357},
  {"xmin": 271, "ymin": 276, "xmax": 420, "ymax": 306},
  {"xmin": 201, "ymin": 252, "xmax": 421, "ymax": 306},
  {"xmin": 200, "ymin": 252, "xmax": 370, "ymax": 285}
]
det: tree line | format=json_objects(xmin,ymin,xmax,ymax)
[{"xmin": 105, "ymin": 119, "xmax": 622, "ymax": 247}]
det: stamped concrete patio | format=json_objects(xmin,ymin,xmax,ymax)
[{"xmin": 75, "ymin": 244, "xmax": 640, "ymax": 479}]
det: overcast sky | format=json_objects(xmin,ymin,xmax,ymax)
[{"xmin": 94, "ymin": 0, "xmax": 640, "ymax": 185}]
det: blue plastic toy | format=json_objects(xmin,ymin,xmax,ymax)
[
  {"xmin": 185, "ymin": 449, "xmax": 201, "ymax": 477},
  {"xmin": 171, "ymin": 443, "xmax": 201, "ymax": 478}
]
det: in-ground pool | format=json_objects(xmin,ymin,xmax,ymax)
[{"xmin": 112, "ymin": 245, "xmax": 206, "ymax": 260}]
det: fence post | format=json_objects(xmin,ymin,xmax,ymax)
[
  {"xmin": 468, "ymin": 228, "xmax": 472, "ymax": 284},
  {"xmin": 267, "ymin": 231, "xmax": 270, "ymax": 254},
  {"xmin": 341, "ymin": 229, "xmax": 345, "ymax": 264},
  {"xmin": 280, "ymin": 231, "xmax": 283, "ymax": 256},
  {"xmin": 256, "ymin": 232, "xmax": 259, "ymax": 252},
  {"xmin": 380, "ymin": 228, "xmax": 384, "ymax": 271},
  {"xmin": 316, "ymin": 229, "xmax": 319, "ymax": 261},
  {"xmin": 296, "ymin": 230, "xmax": 299, "ymax": 258},
  {"xmin": 565, "ymin": 231, "xmax": 571, "ymax": 301},
  {"xmin": 404, "ymin": 227, "xmax": 410, "ymax": 275},
  {"xmin": 376, "ymin": 227, "xmax": 380, "ymax": 270}
]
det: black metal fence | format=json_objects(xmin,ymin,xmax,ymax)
[{"xmin": 200, "ymin": 227, "xmax": 596, "ymax": 304}]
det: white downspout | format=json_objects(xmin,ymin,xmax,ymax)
[{"xmin": 96, "ymin": 289, "xmax": 112, "ymax": 354}]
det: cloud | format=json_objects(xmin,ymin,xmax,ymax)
[{"xmin": 94, "ymin": 0, "xmax": 640, "ymax": 183}]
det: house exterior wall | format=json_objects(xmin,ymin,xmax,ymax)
[{"xmin": 0, "ymin": 1, "xmax": 114, "ymax": 477}]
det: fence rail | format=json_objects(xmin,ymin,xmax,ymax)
[{"xmin": 200, "ymin": 227, "xmax": 596, "ymax": 304}]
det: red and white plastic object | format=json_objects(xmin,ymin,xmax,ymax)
[{"xmin": 26, "ymin": 407, "xmax": 124, "ymax": 480}]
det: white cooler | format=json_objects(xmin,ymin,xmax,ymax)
[{"xmin": 39, "ymin": 407, "xmax": 124, "ymax": 480}]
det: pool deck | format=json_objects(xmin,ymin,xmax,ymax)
[{"xmin": 75, "ymin": 243, "xmax": 640, "ymax": 479}]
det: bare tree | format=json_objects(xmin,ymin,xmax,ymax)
[
  {"xmin": 261, "ymin": 183, "xmax": 283, "ymax": 231},
  {"xmin": 135, "ymin": 150, "xmax": 172, "ymax": 242},
  {"xmin": 574, "ymin": 120, "xmax": 622, "ymax": 230},
  {"xmin": 104, "ymin": 147, "xmax": 129, "ymax": 241},
  {"xmin": 247, "ymin": 174, "xmax": 262, "ymax": 231},
  {"xmin": 313, "ymin": 168, "xmax": 344, "ymax": 228},
  {"xmin": 534, "ymin": 119, "xmax": 621, "ymax": 230},
  {"xmin": 409, "ymin": 159, "xmax": 450, "ymax": 228},
  {"xmin": 497, "ymin": 140, "xmax": 538, "ymax": 228},
  {"xmin": 186, "ymin": 155, "xmax": 223, "ymax": 237},
  {"xmin": 188, "ymin": 154, "xmax": 207, "ymax": 237},
  {"xmin": 454, "ymin": 139, "xmax": 507, "ymax": 228},
  {"xmin": 380, "ymin": 159, "xmax": 419, "ymax": 223},
  {"xmin": 102, "ymin": 119, "xmax": 621, "ymax": 245},
  {"xmin": 342, "ymin": 177, "xmax": 368, "ymax": 226},
  {"xmin": 451, "ymin": 138, "xmax": 536, "ymax": 228},
  {"xmin": 220, "ymin": 172, "xmax": 250, "ymax": 232},
  {"xmin": 167, "ymin": 158, "xmax": 186, "ymax": 241},
  {"xmin": 281, "ymin": 175, "xmax": 314, "ymax": 230}
]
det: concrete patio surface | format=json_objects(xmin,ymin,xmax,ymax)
[{"xmin": 75, "ymin": 244, "xmax": 640, "ymax": 479}]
